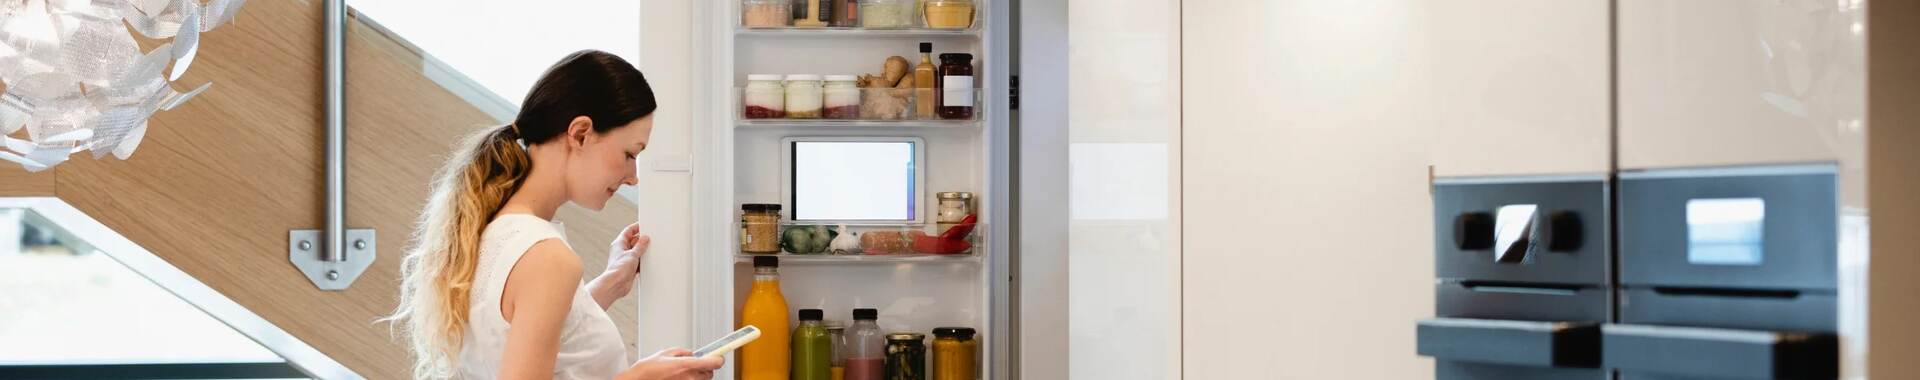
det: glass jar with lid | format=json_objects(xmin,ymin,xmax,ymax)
[
  {"xmin": 937, "ymin": 54, "xmax": 975, "ymax": 120},
  {"xmin": 930, "ymin": 327, "xmax": 976, "ymax": 380},
  {"xmin": 742, "ymin": 0, "xmax": 791, "ymax": 27},
  {"xmin": 785, "ymin": 74, "xmax": 825, "ymax": 119},
  {"xmin": 741, "ymin": 203, "xmax": 783, "ymax": 254},
  {"xmin": 860, "ymin": 0, "xmax": 918, "ymax": 28},
  {"xmin": 885, "ymin": 332, "xmax": 926, "ymax": 380},
  {"xmin": 744, "ymin": 74, "xmax": 786, "ymax": 119},
  {"xmin": 823, "ymin": 75, "xmax": 861, "ymax": 120},
  {"xmin": 935, "ymin": 192, "xmax": 973, "ymax": 235},
  {"xmin": 922, "ymin": 0, "xmax": 974, "ymax": 29}
]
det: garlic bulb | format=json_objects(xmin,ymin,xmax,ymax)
[{"xmin": 830, "ymin": 224, "xmax": 860, "ymax": 254}]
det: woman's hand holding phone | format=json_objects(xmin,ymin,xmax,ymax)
[{"xmin": 617, "ymin": 348, "xmax": 723, "ymax": 380}]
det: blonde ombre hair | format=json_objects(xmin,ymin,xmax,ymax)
[{"xmin": 384, "ymin": 50, "xmax": 657, "ymax": 378}]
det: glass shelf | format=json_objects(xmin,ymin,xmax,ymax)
[
  {"xmin": 737, "ymin": 119, "xmax": 980, "ymax": 128},
  {"xmin": 739, "ymin": 87, "xmax": 983, "ymax": 124},
  {"xmin": 733, "ymin": 253, "xmax": 981, "ymax": 264},
  {"xmin": 735, "ymin": 27, "xmax": 981, "ymax": 38}
]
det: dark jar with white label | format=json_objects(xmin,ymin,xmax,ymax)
[{"xmin": 937, "ymin": 53, "xmax": 975, "ymax": 120}]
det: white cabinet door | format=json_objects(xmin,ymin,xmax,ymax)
[
  {"xmin": 1430, "ymin": 0, "xmax": 1611, "ymax": 177},
  {"xmin": 1618, "ymin": 0, "xmax": 1865, "ymax": 170}
]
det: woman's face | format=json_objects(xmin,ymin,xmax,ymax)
[{"xmin": 563, "ymin": 115, "xmax": 653, "ymax": 211}]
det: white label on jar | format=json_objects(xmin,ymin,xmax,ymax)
[{"xmin": 943, "ymin": 76, "xmax": 974, "ymax": 107}]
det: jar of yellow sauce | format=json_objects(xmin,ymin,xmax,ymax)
[
  {"xmin": 930, "ymin": 327, "xmax": 976, "ymax": 380},
  {"xmin": 922, "ymin": 0, "xmax": 973, "ymax": 29}
]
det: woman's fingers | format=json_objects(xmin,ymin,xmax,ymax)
[
  {"xmin": 655, "ymin": 347, "xmax": 694, "ymax": 358},
  {"xmin": 685, "ymin": 356, "xmax": 724, "ymax": 372},
  {"xmin": 618, "ymin": 223, "xmax": 642, "ymax": 249}
]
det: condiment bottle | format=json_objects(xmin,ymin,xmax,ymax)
[
  {"xmin": 845, "ymin": 309, "xmax": 886, "ymax": 380},
  {"xmin": 937, "ymin": 53, "xmax": 974, "ymax": 120},
  {"xmin": 913, "ymin": 42, "xmax": 938, "ymax": 119},
  {"xmin": 832, "ymin": 0, "xmax": 859, "ymax": 27},
  {"xmin": 793, "ymin": 309, "xmax": 832, "ymax": 380},
  {"xmin": 740, "ymin": 256, "xmax": 791, "ymax": 380},
  {"xmin": 794, "ymin": 0, "xmax": 830, "ymax": 27}
]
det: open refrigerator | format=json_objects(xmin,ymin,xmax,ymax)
[{"xmin": 689, "ymin": 1, "xmax": 1012, "ymax": 379}]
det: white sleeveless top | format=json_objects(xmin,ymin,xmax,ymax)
[{"xmin": 458, "ymin": 214, "xmax": 628, "ymax": 379}]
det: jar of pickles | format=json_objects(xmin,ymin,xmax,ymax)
[
  {"xmin": 824, "ymin": 75, "xmax": 861, "ymax": 119},
  {"xmin": 744, "ymin": 74, "xmax": 786, "ymax": 119},
  {"xmin": 930, "ymin": 328, "xmax": 976, "ymax": 380},
  {"xmin": 741, "ymin": 203, "xmax": 782, "ymax": 254},
  {"xmin": 885, "ymin": 333, "xmax": 926, "ymax": 380},
  {"xmin": 785, "ymin": 74, "xmax": 825, "ymax": 119}
]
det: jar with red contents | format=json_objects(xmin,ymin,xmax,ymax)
[
  {"xmin": 937, "ymin": 53, "xmax": 974, "ymax": 120},
  {"xmin": 743, "ymin": 74, "xmax": 786, "ymax": 119}
]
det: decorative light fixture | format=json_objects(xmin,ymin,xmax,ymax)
[{"xmin": 0, "ymin": 0, "xmax": 245, "ymax": 172}]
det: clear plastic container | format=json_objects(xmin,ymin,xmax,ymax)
[
  {"xmin": 785, "ymin": 74, "xmax": 825, "ymax": 119},
  {"xmin": 742, "ymin": 0, "xmax": 792, "ymax": 27},
  {"xmin": 859, "ymin": 87, "xmax": 916, "ymax": 120},
  {"xmin": 824, "ymin": 75, "xmax": 862, "ymax": 120},
  {"xmin": 859, "ymin": 0, "xmax": 918, "ymax": 28},
  {"xmin": 923, "ymin": 0, "xmax": 974, "ymax": 29},
  {"xmin": 744, "ymin": 74, "xmax": 786, "ymax": 119}
]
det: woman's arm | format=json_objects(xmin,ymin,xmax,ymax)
[
  {"xmin": 587, "ymin": 223, "xmax": 647, "ymax": 310},
  {"xmin": 497, "ymin": 239, "xmax": 584, "ymax": 380}
]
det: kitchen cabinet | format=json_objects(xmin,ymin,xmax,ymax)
[
  {"xmin": 1429, "ymin": 0, "xmax": 1611, "ymax": 178},
  {"xmin": 1617, "ymin": 0, "xmax": 1865, "ymax": 170}
]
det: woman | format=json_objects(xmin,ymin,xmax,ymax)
[{"xmin": 386, "ymin": 50, "xmax": 722, "ymax": 380}]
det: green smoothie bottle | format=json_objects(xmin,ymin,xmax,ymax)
[{"xmin": 792, "ymin": 309, "xmax": 832, "ymax": 380}]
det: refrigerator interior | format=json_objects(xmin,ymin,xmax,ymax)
[{"xmin": 698, "ymin": 0, "xmax": 1006, "ymax": 378}]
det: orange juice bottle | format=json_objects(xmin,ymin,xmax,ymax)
[{"xmin": 741, "ymin": 256, "xmax": 791, "ymax": 380}]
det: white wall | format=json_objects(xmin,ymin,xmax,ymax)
[{"xmin": 1182, "ymin": 1, "xmax": 1436, "ymax": 378}]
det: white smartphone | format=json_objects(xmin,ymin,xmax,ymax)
[{"xmin": 691, "ymin": 326, "xmax": 761, "ymax": 359}]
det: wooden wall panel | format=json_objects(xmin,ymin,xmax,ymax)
[
  {"xmin": 0, "ymin": 166, "xmax": 53, "ymax": 196},
  {"xmin": 4, "ymin": 0, "xmax": 643, "ymax": 376}
]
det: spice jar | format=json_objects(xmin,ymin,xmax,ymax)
[
  {"xmin": 860, "ymin": 0, "xmax": 917, "ymax": 28},
  {"xmin": 743, "ymin": 0, "xmax": 792, "ymax": 27},
  {"xmin": 930, "ymin": 328, "xmax": 976, "ymax": 380},
  {"xmin": 741, "ymin": 203, "xmax": 783, "ymax": 254},
  {"xmin": 824, "ymin": 75, "xmax": 861, "ymax": 120},
  {"xmin": 885, "ymin": 333, "xmax": 926, "ymax": 380},
  {"xmin": 785, "ymin": 74, "xmax": 825, "ymax": 119},
  {"xmin": 935, "ymin": 192, "xmax": 973, "ymax": 235},
  {"xmin": 744, "ymin": 74, "xmax": 786, "ymax": 119},
  {"xmin": 793, "ymin": 0, "xmax": 830, "ymax": 27},
  {"xmin": 922, "ymin": 0, "xmax": 974, "ymax": 29},
  {"xmin": 937, "ymin": 53, "xmax": 975, "ymax": 120},
  {"xmin": 831, "ymin": 0, "xmax": 859, "ymax": 27}
]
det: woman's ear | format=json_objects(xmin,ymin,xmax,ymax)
[{"xmin": 566, "ymin": 116, "xmax": 594, "ymax": 149}]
